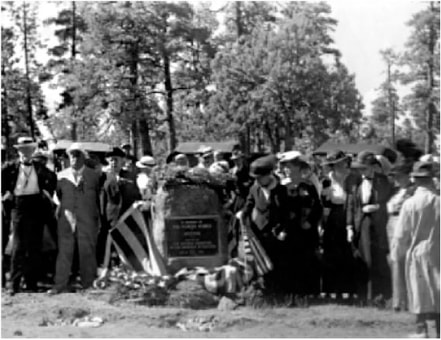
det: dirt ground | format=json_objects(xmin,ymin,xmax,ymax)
[{"xmin": 2, "ymin": 289, "xmax": 437, "ymax": 338}]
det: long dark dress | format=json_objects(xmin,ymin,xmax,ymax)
[
  {"xmin": 321, "ymin": 171, "xmax": 361, "ymax": 295},
  {"xmin": 283, "ymin": 180, "xmax": 322, "ymax": 296}
]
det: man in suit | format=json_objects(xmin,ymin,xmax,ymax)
[
  {"xmin": 97, "ymin": 147, "xmax": 143, "ymax": 268},
  {"xmin": 347, "ymin": 151, "xmax": 394, "ymax": 304},
  {"xmin": 237, "ymin": 155, "xmax": 290, "ymax": 294},
  {"xmin": 2, "ymin": 137, "xmax": 57, "ymax": 295},
  {"xmin": 48, "ymin": 143, "xmax": 102, "ymax": 294}
]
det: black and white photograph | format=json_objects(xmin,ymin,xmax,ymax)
[{"xmin": 1, "ymin": 0, "xmax": 440, "ymax": 338}]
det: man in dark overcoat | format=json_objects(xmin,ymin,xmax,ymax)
[{"xmin": 1, "ymin": 137, "xmax": 56, "ymax": 295}]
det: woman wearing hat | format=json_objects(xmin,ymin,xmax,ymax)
[
  {"xmin": 238, "ymin": 155, "xmax": 290, "ymax": 294},
  {"xmin": 347, "ymin": 150, "xmax": 394, "ymax": 305},
  {"xmin": 279, "ymin": 151, "xmax": 323, "ymax": 298},
  {"xmin": 135, "ymin": 155, "xmax": 157, "ymax": 201},
  {"xmin": 386, "ymin": 161, "xmax": 415, "ymax": 312},
  {"xmin": 320, "ymin": 150, "xmax": 362, "ymax": 300}
]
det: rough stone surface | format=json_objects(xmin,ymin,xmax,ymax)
[{"xmin": 217, "ymin": 296, "xmax": 238, "ymax": 311}]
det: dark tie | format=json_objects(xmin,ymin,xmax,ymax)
[{"xmin": 22, "ymin": 161, "xmax": 32, "ymax": 166}]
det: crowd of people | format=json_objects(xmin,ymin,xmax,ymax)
[{"xmin": 1, "ymin": 136, "xmax": 439, "ymax": 338}]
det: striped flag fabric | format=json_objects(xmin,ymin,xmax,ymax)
[
  {"xmin": 239, "ymin": 219, "xmax": 273, "ymax": 278},
  {"xmin": 111, "ymin": 205, "xmax": 167, "ymax": 276},
  {"xmin": 227, "ymin": 215, "xmax": 240, "ymax": 258}
]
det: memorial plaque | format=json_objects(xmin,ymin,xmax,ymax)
[{"xmin": 165, "ymin": 216, "xmax": 219, "ymax": 257}]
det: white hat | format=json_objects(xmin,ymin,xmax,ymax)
[
  {"xmin": 13, "ymin": 136, "xmax": 38, "ymax": 149},
  {"xmin": 279, "ymin": 150, "xmax": 305, "ymax": 163},
  {"xmin": 66, "ymin": 142, "xmax": 86, "ymax": 155},
  {"xmin": 136, "ymin": 155, "xmax": 156, "ymax": 168}
]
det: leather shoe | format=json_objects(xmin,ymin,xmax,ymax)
[{"xmin": 6, "ymin": 288, "xmax": 16, "ymax": 296}]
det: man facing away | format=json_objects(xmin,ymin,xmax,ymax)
[
  {"xmin": 48, "ymin": 143, "xmax": 102, "ymax": 294},
  {"xmin": 391, "ymin": 161, "xmax": 440, "ymax": 338}
]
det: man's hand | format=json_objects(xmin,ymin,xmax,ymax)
[
  {"xmin": 346, "ymin": 225, "xmax": 354, "ymax": 243},
  {"xmin": 134, "ymin": 200, "xmax": 150, "ymax": 211},
  {"xmin": 2, "ymin": 191, "xmax": 13, "ymax": 202},
  {"xmin": 362, "ymin": 204, "xmax": 379, "ymax": 214},
  {"xmin": 235, "ymin": 210, "xmax": 243, "ymax": 221}
]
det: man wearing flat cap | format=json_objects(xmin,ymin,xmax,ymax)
[
  {"xmin": 2, "ymin": 137, "xmax": 57, "ymax": 295},
  {"xmin": 391, "ymin": 161, "xmax": 440, "ymax": 337},
  {"xmin": 237, "ymin": 154, "xmax": 290, "ymax": 293},
  {"xmin": 48, "ymin": 143, "xmax": 102, "ymax": 294},
  {"xmin": 347, "ymin": 150, "xmax": 394, "ymax": 304}
]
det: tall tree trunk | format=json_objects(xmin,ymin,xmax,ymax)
[
  {"xmin": 163, "ymin": 51, "xmax": 177, "ymax": 151},
  {"xmin": 1, "ymin": 65, "xmax": 11, "ymax": 161},
  {"xmin": 139, "ymin": 119, "xmax": 153, "ymax": 156},
  {"xmin": 426, "ymin": 1, "xmax": 436, "ymax": 154},
  {"xmin": 70, "ymin": 1, "xmax": 77, "ymax": 141},
  {"xmin": 235, "ymin": 2, "xmax": 243, "ymax": 38},
  {"xmin": 131, "ymin": 120, "xmax": 138, "ymax": 158},
  {"xmin": 23, "ymin": 3, "xmax": 35, "ymax": 140},
  {"xmin": 387, "ymin": 63, "xmax": 395, "ymax": 146}
]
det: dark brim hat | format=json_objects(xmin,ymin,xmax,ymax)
[
  {"xmin": 250, "ymin": 155, "xmax": 276, "ymax": 178},
  {"xmin": 231, "ymin": 150, "xmax": 244, "ymax": 160},
  {"xmin": 32, "ymin": 150, "xmax": 49, "ymax": 160},
  {"xmin": 106, "ymin": 147, "xmax": 125, "ymax": 158},
  {"xmin": 322, "ymin": 150, "xmax": 348, "ymax": 166},
  {"xmin": 352, "ymin": 150, "xmax": 378, "ymax": 169},
  {"xmin": 14, "ymin": 136, "xmax": 38, "ymax": 149},
  {"xmin": 410, "ymin": 161, "xmax": 433, "ymax": 178}
]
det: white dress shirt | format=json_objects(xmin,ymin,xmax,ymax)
[{"xmin": 14, "ymin": 164, "xmax": 39, "ymax": 196}]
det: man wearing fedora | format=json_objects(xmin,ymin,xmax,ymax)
[
  {"xmin": 97, "ymin": 147, "xmax": 142, "ymax": 268},
  {"xmin": 1, "ymin": 137, "xmax": 57, "ymax": 295},
  {"xmin": 391, "ymin": 161, "xmax": 439, "ymax": 338},
  {"xmin": 48, "ymin": 143, "xmax": 102, "ymax": 294},
  {"xmin": 347, "ymin": 150, "xmax": 394, "ymax": 305}
]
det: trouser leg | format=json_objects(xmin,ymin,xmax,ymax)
[
  {"xmin": 9, "ymin": 208, "xmax": 25, "ymax": 291},
  {"xmin": 54, "ymin": 224, "xmax": 75, "ymax": 290},
  {"xmin": 78, "ymin": 229, "xmax": 98, "ymax": 289}
]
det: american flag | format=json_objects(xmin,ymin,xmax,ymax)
[{"xmin": 111, "ymin": 205, "xmax": 167, "ymax": 276}]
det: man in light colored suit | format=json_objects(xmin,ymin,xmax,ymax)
[{"xmin": 48, "ymin": 143, "xmax": 102, "ymax": 294}]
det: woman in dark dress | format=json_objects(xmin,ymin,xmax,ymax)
[
  {"xmin": 320, "ymin": 150, "xmax": 362, "ymax": 299},
  {"xmin": 280, "ymin": 152, "xmax": 323, "ymax": 297}
]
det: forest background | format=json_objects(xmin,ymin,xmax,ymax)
[{"xmin": 1, "ymin": 1, "xmax": 439, "ymax": 158}]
